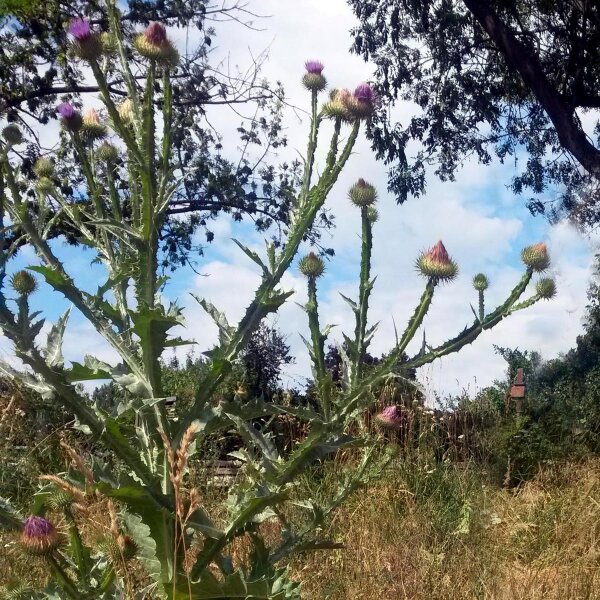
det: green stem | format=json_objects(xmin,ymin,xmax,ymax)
[
  {"xmin": 478, "ymin": 289, "xmax": 485, "ymax": 321},
  {"xmin": 47, "ymin": 554, "xmax": 83, "ymax": 599}
]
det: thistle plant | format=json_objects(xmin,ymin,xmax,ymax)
[{"xmin": 0, "ymin": 2, "xmax": 556, "ymax": 598}]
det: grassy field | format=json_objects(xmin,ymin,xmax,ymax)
[{"xmin": 3, "ymin": 456, "xmax": 600, "ymax": 598}]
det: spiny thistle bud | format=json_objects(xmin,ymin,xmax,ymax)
[
  {"xmin": 374, "ymin": 405, "xmax": 404, "ymax": 430},
  {"xmin": 299, "ymin": 251, "xmax": 325, "ymax": 279},
  {"xmin": 302, "ymin": 60, "xmax": 326, "ymax": 92},
  {"xmin": 100, "ymin": 31, "xmax": 117, "ymax": 55},
  {"xmin": 81, "ymin": 108, "xmax": 107, "ymax": 142},
  {"xmin": 134, "ymin": 22, "xmax": 179, "ymax": 66},
  {"xmin": 416, "ymin": 240, "xmax": 458, "ymax": 282},
  {"xmin": 104, "ymin": 534, "xmax": 138, "ymax": 562},
  {"xmin": 68, "ymin": 18, "xmax": 102, "ymax": 61},
  {"xmin": 20, "ymin": 516, "xmax": 62, "ymax": 555},
  {"xmin": 472, "ymin": 273, "xmax": 489, "ymax": 291},
  {"xmin": 322, "ymin": 88, "xmax": 354, "ymax": 121},
  {"xmin": 2, "ymin": 124, "xmax": 23, "ymax": 145},
  {"xmin": 33, "ymin": 157, "xmax": 55, "ymax": 178},
  {"xmin": 345, "ymin": 83, "xmax": 378, "ymax": 119},
  {"xmin": 536, "ymin": 277, "xmax": 556, "ymax": 300},
  {"xmin": 521, "ymin": 242, "xmax": 550, "ymax": 272},
  {"xmin": 118, "ymin": 99, "xmax": 134, "ymax": 124},
  {"xmin": 348, "ymin": 178, "xmax": 377, "ymax": 207},
  {"xmin": 35, "ymin": 177, "xmax": 55, "ymax": 195},
  {"xmin": 57, "ymin": 102, "xmax": 82, "ymax": 132},
  {"xmin": 367, "ymin": 206, "xmax": 379, "ymax": 223},
  {"xmin": 97, "ymin": 141, "xmax": 119, "ymax": 164},
  {"xmin": 10, "ymin": 270, "xmax": 37, "ymax": 296}
]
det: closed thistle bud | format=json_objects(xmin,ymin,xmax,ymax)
[
  {"xmin": 322, "ymin": 88, "xmax": 354, "ymax": 121},
  {"xmin": 57, "ymin": 102, "xmax": 82, "ymax": 132},
  {"xmin": 10, "ymin": 270, "xmax": 37, "ymax": 296},
  {"xmin": 20, "ymin": 516, "xmax": 62, "ymax": 555},
  {"xmin": 81, "ymin": 108, "xmax": 107, "ymax": 142},
  {"xmin": 100, "ymin": 31, "xmax": 118, "ymax": 55},
  {"xmin": 416, "ymin": 240, "xmax": 458, "ymax": 282},
  {"xmin": 2, "ymin": 124, "xmax": 23, "ymax": 145},
  {"xmin": 35, "ymin": 177, "xmax": 55, "ymax": 195},
  {"xmin": 68, "ymin": 19, "xmax": 102, "ymax": 61},
  {"xmin": 134, "ymin": 22, "xmax": 179, "ymax": 66},
  {"xmin": 97, "ymin": 141, "xmax": 119, "ymax": 164},
  {"xmin": 33, "ymin": 157, "xmax": 55, "ymax": 178},
  {"xmin": 302, "ymin": 60, "xmax": 326, "ymax": 92},
  {"xmin": 374, "ymin": 405, "xmax": 404, "ymax": 430},
  {"xmin": 349, "ymin": 178, "xmax": 377, "ymax": 207},
  {"xmin": 472, "ymin": 273, "xmax": 489, "ymax": 291},
  {"xmin": 521, "ymin": 242, "xmax": 550, "ymax": 272},
  {"xmin": 536, "ymin": 277, "xmax": 556, "ymax": 299},
  {"xmin": 367, "ymin": 206, "xmax": 379, "ymax": 223},
  {"xmin": 299, "ymin": 251, "xmax": 325, "ymax": 279}
]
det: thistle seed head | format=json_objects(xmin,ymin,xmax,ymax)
[
  {"xmin": 33, "ymin": 157, "xmax": 55, "ymax": 178},
  {"xmin": 20, "ymin": 516, "xmax": 62, "ymax": 555},
  {"xmin": 521, "ymin": 242, "xmax": 550, "ymax": 272},
  {"xmin": 10, "ymin": 270, "xmax": 37, "ymax": 296},
  {"xmin": 2, "ymin": 124, "xmax": 23, "ymax": 146},
  {"xmin": 299, "ymin": 251, "xmax": 325, "ymax": 279},
  {"xmin": 472, "ymin": 273, "xmax": 489, "ymax": 291},
  {"xmin": 536, "ymin": 277, "xmax": 556, "ymax": 299},
  {"xmin": 349, "ymin": 178, "xmax": 377, "ymax": 207},
  {"xmin": 416, "ymin": 240, "xmax": 458, "ymax": 282}
]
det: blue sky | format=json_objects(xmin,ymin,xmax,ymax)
[{"xmin": 1, "ymin": 0, "xmax": 597, "ymax": 400}]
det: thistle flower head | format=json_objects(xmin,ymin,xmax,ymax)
[
  {"xmin": 118, "ymin": 98, "xmax": 134, "ymax": 123},
  {"xmin": 97, "ymin": 141, "xmax": 119, "ymax": 164},
  {"xmin": 305, "ymin": 60, "xmax": 324, "ymax": 75},
  {"xmin": 10, "ymin": 270, "xmax": 37, "ymax": 296},
  {"xmin": 472, "ymin": 273, "xmax": 489, "ymax": 291},
  {"xmin": 68, "ymin": 18, "xmax": 91, "ymax": 41},
  {"xmin": 416, "ymin": 240, "xmax": 458, "ymax": 282},
  {"xmin": 81, "ymin": 108, "xmax": 106, "ymax": 142},
  {"xmin": 521, "ymin": 242, "xmax": 550, "ymax": 272},
  {"xmin": 134, "ymin": 22, "xmax": 179, "ymax": 66},
  {"xmin": 57, "ymin": 102, "xmax": 82, "ymax": 131},
  {"xmin": 345, "ymin": 83, "xmax": 378, "ymax": 119},
  {"xmin": 35, "ymin": 177, "xmax": 55, "ymax": 195},
  {"xmin": 536, "ymin": 277, "xmax": 556, "ymax": 300},
  {"xmin": 20, "ymin": 516, "xmax": 61, "ymax": 555},
  {"xmin": 374, "ymin": 405, "xmax": 404, "ymax": 429},
  {"xmin": 348, "ymin": 178, "xmax": 377, "ymax": 207},
  {"xmin": 33, "ymin": 157, "xmax": 55, "ymax": 178},
  {"xmin": 68, "ymin": 18, "xmax": 102, "ymax": 60},
  {"xmin": 299, "ymin": 251, "xmax": 325, "ymax": 279},
  {"xmin": 2, "ymin": 124, "xmax": 23, "ymax": 146},
  {"xmin": 322, "ymin": 88, "xmax": 354, "ymax": 121}
]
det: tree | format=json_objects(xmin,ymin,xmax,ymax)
[
  {"xmin": 349, "ymin": 0, "xmax": 600, "ymax": 226},
  {"xmin": 0, "ymin": 0, "xmax": 333, "ymax": 269}
]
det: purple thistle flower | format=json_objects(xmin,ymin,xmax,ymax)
[
  {"xmin": 305, "ymin": 60, "xmax": 324, "ymax": 75},
  {"xmin": 353, "ymin": 83, "xmax": 378, "ymax": 104},
  {"xmin": 68, "ymin": 18, "xmax": 92, "ymax": 41},
  {"xmin": 23, "ymin": 515, "xmax": 55, "ymax": 537},
  {"xmin": 20, "ymin": 515, "xmax": 61, "ymax": 555},
  {"xmin": 144, "ymin": 22, "xmax": 168, "ymax": 46},
  {"xmin": 375, "ymin": 405, "xmax": 404, "ymax": 429},
  {"xmin": 57, "ymin": 102, "xmax": 76, "ymax": 119}
]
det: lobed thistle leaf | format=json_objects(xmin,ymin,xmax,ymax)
[
  {"xmin": 536, "ymin": 277, "xmax": 557, "ymax": 299},
  {"xmin": 2, "ymin": 124, "xmax": 23, "ymax": 145},
  {"xmin": 348, "ymin": 178, "xmax": 377, "ymax": 207},
  {"xmin": 521, "ymin": 242, "xmax": 550, "ymax": 272},
  {"xmin": 472, "ymin": 273, "xmax": 489, "ymax": 291},
  {"xmin": 416, "ymin": 240, "xmax": 458, "ymax": 282},
  {"xmin": 299, "ymin": 252, "xmax": 325, "ymax": 279}
]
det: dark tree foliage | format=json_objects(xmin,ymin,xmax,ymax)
[
  {"xmin": 349, "ymin": 0, "xmax": 600, "ymax": 226},
  {"xmin": 0, "ymin": 0, "xmax": 332, "ymax": 269}
]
